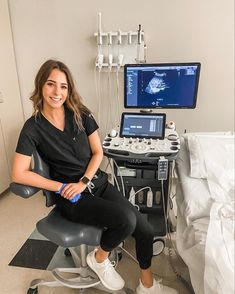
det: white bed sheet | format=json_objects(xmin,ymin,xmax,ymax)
[
  {"xmin": 176, "ymin": 133, "xmax": 234, "ymax": 294},
  {"xmin": 176, "ymin": 196, "xmax": 209, "ymax": 294}
]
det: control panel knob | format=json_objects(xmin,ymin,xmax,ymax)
[{"xmin": 110, "ymin": 129, "xmax": 118, "ymax": 138}]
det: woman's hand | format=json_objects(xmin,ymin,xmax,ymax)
[{"xmin": 60, "ymin": 182, "xmax": 86, "ymax": 200}]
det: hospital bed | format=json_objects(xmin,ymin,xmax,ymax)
[{"xmin": 175, "ymin": 132, "xmax": 234, "ymax": 294}]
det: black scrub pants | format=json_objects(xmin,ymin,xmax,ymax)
[{"xmin": 56, "ymin": 171, "xmax": 154, "ymax": 269}]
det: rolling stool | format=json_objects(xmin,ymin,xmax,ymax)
[{"xmin": 10, "ymin": 150, "xmax": 133, "ymax": 294}]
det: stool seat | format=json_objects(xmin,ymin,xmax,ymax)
[{"xmin": 37, "ymin": 207, "xmax": 103, "ymax": 248}]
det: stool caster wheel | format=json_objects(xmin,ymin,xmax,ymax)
[
  {"xmin": 118, "ymin": 252, "xmax": 123, "ymax": 261},
  {"xmin": 27, "ymin": 287, "xmax": 38, "ymax": 294},
  {"xmin": 64, "ymin": 248, "xmax": 71, "ymax": 256},
  {"xmin": 117, "ymin": 240, "xmax": 124, "ymax": 261}
]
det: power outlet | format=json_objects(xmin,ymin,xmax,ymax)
[
  {"xmin": 137, "ymin": 191, "xmax": 144, "ymax": 204},
  {"xmin": 155, "ymin": 191, "xmax": 161, "ymax": 205}
]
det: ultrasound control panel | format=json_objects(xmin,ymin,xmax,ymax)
[{"xmin": 103, "ymin": 128, "xmax": 180, "ymax": 162}]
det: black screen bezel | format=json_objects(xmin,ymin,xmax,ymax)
[
  {"xmin": 120, "ymin": 112, "xmax": 166, "ymax": 139},
  {"xmin": 124, "ymin": 62, "xmax": 201, "ymax": 109}
]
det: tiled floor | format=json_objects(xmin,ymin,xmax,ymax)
[{"xmin": 0, "ymin": 190, "xmax": 194, "ymax": 294}]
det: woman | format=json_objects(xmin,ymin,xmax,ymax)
[{"xmin": 12, "ymin": 59, "xmax": 177, "ymax": 294}]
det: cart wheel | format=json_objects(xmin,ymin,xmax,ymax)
[
  {"xmin": 152, "ymin": 238, "xmax": 165, "ymax": 256},
  {"xmin": 27, "ymin": 287, "xmax": 38, "ymax": 294},
  {"xmin": 64, "ymin": 248, "xmax": 71, "ymax": 256}
]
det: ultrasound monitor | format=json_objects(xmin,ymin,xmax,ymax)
[
  {"xmin": 120, "ymin": 112, "xmax": 166, "ymax": 139},
  {"xmin": 124, "ymin": 62, "xmax": 201, "ymax": 109}
]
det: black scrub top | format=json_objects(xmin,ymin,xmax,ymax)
[{"xmin": 16, "ymin": 106, "xmax": 99, "ymax": 183}]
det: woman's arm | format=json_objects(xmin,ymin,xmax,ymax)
[
  {"xmin": 60, "ymin": 130, "xmax": 103, "ymax": 199},
  {"xmin": 11, "ymin": 152, "xmax": 62, "ymax": 192},
  {"xmin": 83, "ymin": 130, "xmax": 104, "ymax": 180}
]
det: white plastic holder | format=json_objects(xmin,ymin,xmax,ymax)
[{"xmin": 94, "ymin": 31, "xmax": 145, "ymax": 44}]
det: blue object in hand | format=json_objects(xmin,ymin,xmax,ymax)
[
  {"xmin": 69, "ymin": 193, "xmax": 81, "ymax": 203},
  {"xmin": 56, "ymin": 183, "xmax": 81, "ymax": 203}
]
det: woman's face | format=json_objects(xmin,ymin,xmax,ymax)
[{"xmin": 42, "ymin": 69, "xmax": 68, "ymax": 110}]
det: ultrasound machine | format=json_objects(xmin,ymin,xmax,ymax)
[{"xmin": 102, "ymin": 62, "xmax": 201, "ymax": 253}]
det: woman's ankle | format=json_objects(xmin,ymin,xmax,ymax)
[
  {"xmin": 95, "ymin": 248, "xmax": 109, "ymax": 263},
  {"xmin": 140, "ymin": 278, "xmax": 153, "ymax": 288},
  {"xmin": 140, "ymin": 268, "xmax": 154, "ymax": 288}
]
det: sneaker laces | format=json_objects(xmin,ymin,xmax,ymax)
[
  {"xmin": 154, "ymin": 279, "xmax": 164, "ymax": 290},
  {"xmin": 103, "ymin": 260, "xmax": 117, "ymax": 277}
]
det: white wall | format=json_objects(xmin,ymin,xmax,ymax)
[
  {"xmin": 8, "ymin": 0, "xmax": 234, "ymax": 135},
  {"xmin": 0, "ymin": 0, "xmax": 24, "ymax": 191}
]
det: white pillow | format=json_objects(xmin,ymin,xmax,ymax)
[
  {"xmin": 176, "ymin": 136, "xmax": 212, "ymax": 224},
  {"xmin": 184, "ymin": 135, "xmax": 207, "ymax": 179},
  {"xmin": 177, "ymin": 132, "xmax": 234, "ymax": 224}
]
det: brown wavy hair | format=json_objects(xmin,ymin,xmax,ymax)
[{"xmin": 30, "ymin": 59, "xmax": 90, "ymax": 129}]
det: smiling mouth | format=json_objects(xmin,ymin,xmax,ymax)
[{"xmin": 50, "ymin": 97, "xmax": 62, "ymax": 102}]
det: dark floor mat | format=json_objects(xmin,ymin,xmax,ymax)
[{"xmin": 9, "ymin": 239, "xmax": 58, "ymax": 270}]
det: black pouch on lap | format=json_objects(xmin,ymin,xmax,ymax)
[{"xmin": 92, "ymin": 169, "xmax": 108, "ymax": 189}]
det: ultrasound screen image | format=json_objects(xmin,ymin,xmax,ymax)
[{"xmin": 124, "ymin": 63, "xmax": 200, "ymax": 108}]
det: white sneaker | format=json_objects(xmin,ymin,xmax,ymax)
[
  {"xmin": 136, "ymin": 279, "xmax": 178, "ymax": 294},
  {"xmin": 86, "ymin": 249, "xmax": 125, "ymax": 291}
]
